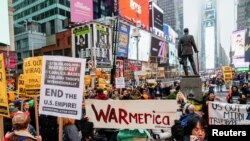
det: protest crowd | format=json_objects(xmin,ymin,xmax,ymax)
[{"xmin": 3, "ymin": 73, "xmax": 249, "ymax": 141}]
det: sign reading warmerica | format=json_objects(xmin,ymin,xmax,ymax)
[
  {"xmin": 209, "ymin": 102, "xmax": 250, "ymax": 125},
  {"xmin": 39, "ymin": 56, "xmax": 86, "ymax": 119},
  {"xmin": 85, "ymin": 100, "xmax": 178, "ymax": 129}
]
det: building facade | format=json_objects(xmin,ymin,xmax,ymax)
[
  {"xmin": 237, "ymin": 0, "xmax": 250, "ymax": 30},
  {"xmin": 13, "ymin": 0, "xmax": 70, "ymax": 35}
]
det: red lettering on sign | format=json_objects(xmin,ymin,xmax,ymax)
[
  {"xmin": 91, "ymin": 104, "xmax": 111, "ymax": 123},
  {"xmin": 119, "ymin": 108, "xmax": 129, "ymax": 124}
]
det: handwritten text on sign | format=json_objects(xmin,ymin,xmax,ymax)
[
  {"xmin": 86, "ymin": 100, "xmax": 178, "ymax": 129},
  {"xmin": 39, "ymin": 56, "xmax": 86, "ymax": 120},
  {"xmin": 209, "ymin": 102, "xmax": 250, "ymax": 125}
]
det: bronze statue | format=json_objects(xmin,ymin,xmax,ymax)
[{"xmin": 178, "ymin": 28, "xmax": 199, "ymax": 76}]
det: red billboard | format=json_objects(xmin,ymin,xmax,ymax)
[{"xmin": 119, "ymin": 0, "xmax": 149, "ymax": 30}]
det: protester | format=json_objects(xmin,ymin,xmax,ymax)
[
  {"xmin": 120, "ymin": 90, "xmax": 132, "ymax": 100},
  {"xmin": 183, "ymin": 116, "xmax": 208, "ymax": 141},
  {"xmin": 95, "ymin": 89, "xmax": 109, "ymax": 100},
  {"xmin": 226, "ymin": 86, "xmax": 240, "ymax": 103},
  {"xmin": 4, "ymin": 112, "xmax": 42, "ymax": 141},
  {"xmin": 202, "ymin": 91, "xmax": 215, "ymax": 123},
  {"xmin": 180, "ymin": 104, "xmax": 199, "ymax": 127},
  {"xmin": 62, "ymin": 118, "xmax": 82, "ymax": 141},
  {"xmin": 4, "ymin": 106, "xmax": 19, "ymax": 134},
  {"xmin": 237, "ymin": 93, "xmax": 247, "ymax": 104}
]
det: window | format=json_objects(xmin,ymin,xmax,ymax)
[
  {"xmin": 67, "ymin": 36, "xmax": 71, "ymax": 45},
  {"xmin": 57, "ymin": 39, "xmax": 60, "ymax": 47},
  {"xmin": 51, "ymin": 20, "xmax": 55, "ymax": 34},
  {"xmin": 59, "ymin": 9, "xmax": 65, "ymax": 16}
]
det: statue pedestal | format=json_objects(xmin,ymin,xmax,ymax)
[{"xmin": 180, "ymin": 76, "xmax": 202, "ymax": 100}]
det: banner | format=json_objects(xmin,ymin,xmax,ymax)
[
  {"xmin": 39, "ymin": 56, "xmax": 86, "ymax": 119},
  {"xmin": 116, "ymin": 23, "xmax": 130, "ymax": 57},
  {"xmin": 209, "ymin": 102, "xmax": 250, "ymax": 125},
  {"xmin": 70, "ymin": 0, "xmax": 93, "ymax": 23},
  {"xmin": 119, "ymin": 0, "xmax": 149, "ymax": 30},
  {"xmin": 128, "ymin": 25, "xmax": 151, "ymax": 61},
  {"xmin": 150, "ymin": 36, "xmax": 166, "ymax": 58},
  {"xmin": 245, "ymin": 29, "xmax": 250, "ymax": 62},
  {"xmin": 86, "ymin": 100, "xmax": 178, "ymax": 129},
  {"xmin": 18, "ymin": 74, "xmax": 26, "ymax": 96},
  {"xmin": 94, "ymin": 24, "xmax": 113, "ymax": 68},
  {"xmin": 0, "ymin": 54, "xmax": 9, "ymax": 116},
  {"xmin": 115, "ymin": 77, "xmax": 125, "ymax": 88},
  {"xmin": 23, "ymin": 57, "xmax": 42, "ymax": 96}
]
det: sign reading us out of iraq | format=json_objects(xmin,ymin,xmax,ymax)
[
  {"xmin": 209, "ymin": 101, "xmax": 250, "ymax": 125},
  {"xmin": 23, "ymin": 56, "xmax": 42, "ymax": 96},
  {"xmin": 85, "ymin": 100, "xmax": 178, "ymax": 129},
  {"xmin": 39, "ymin": 56, "xmax": 86, "ymax": 119}
]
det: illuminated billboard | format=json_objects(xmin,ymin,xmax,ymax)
[
  {"xmin": 149, "ymin": 2, "xmax": 164, "ymax": 37},
  {"xmin": 116, "ymin": 23, "xmax": 130, "ymax": 57},
  {"xmin": 232, "ymin": 30, "xmax": 247, "ymax": 67},
  {"xmin": 205, "ymin": 26, "xmax": 215, "ymax": 69},
  {"xmin": 70, "ymin": 0, "xmax": 93, "ymax": 23},
  {"xmin": 119, "ymin": 0, "xmax": 149, "ymax": 30},
  {"xmin": 0, "ymin": 0, "xmax": 10, "ymax": 45},
  {"xmin": 128, "ymin": 25, "xmax": 151, "ymax": 61}
]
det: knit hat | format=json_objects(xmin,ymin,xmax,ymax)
[
  {"xmin": 9, "ymin": 106, "xmax": 18, "ymax": 113},
  {"xmin": 12, "ymin": 112, "xmax": 28, "ymax": 125}
]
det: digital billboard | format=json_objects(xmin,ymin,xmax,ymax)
[
  {"xmin": 150, "ymin": 36, "xmax": 166, "ymax": 58},
  {"xmin": 168, "ymin": 43, "xmax": 177, "ymax": 65},
  {"xmin": 0, "ymin": 0, "xmax": 10, "ymax": 45},
  {"xmin": 119, "ymin": 0, "xmax": 149, "ymax": 30},
  {"xmin": 149, "ymin": 2, "xmax": 164, "ymax": 37},
  {"xmin": 116, "ymin": 23, "xmax": 130, "ymax": 57},
  {"xmin": 232, "ymin": 30, "xmax": 247, "ymax": 67},
  {"xmin": 245, "ymin": 29, "xmax": 250, "ymax": 62},
  {"xmin": 205, "ymin": 26, "xmax": 215, "ymax": 69},
  {"xmin": 128, "ymin": 26, "xmax": 151, "ymax": 61},
  {"xmin": 70, "ymin": 0, "xmax": 93, "ymax": 23}
]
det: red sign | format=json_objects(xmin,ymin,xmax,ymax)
[{"xmin": 119, "ymin": 0, "xmax": 149, "ymax": 30}]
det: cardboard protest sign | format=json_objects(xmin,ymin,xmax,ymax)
[
  {"xmin": 18, "ymin": 74, "xmax": 26, "ymax": 96},
  {"xmin": 0, "ymin": 54, "xmax": 9, "ymax": 117},
  {"xmin": 23, "ymin": 57, "xmax": 42, "ymax": 96},
  {"xmin": 115, "ymin": 77, "xmax": 125, "ymax": 88},
  {"xmin": 209, "ymin": 101, "xmax": 250, "ymax": 125},
  {"xmin": 85, "ymin": 100, "xmax": 178, "ymax": 129},
  {"xmin": 39, "ymin": 56, "xmax": 86, "ymax": 119}
]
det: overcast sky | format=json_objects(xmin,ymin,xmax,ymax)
[{"xmin": 184, "ymin": 0, "xmax": 236, "ymax": 59}]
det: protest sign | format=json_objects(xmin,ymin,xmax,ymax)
[
  {"xmin": 18, "ymin": 74, "xmax": 26, "ymax": 96},
  {"xmin": 0, "ymin": 54, "xmax": 9, "ymax": 117},
  {"xmin": 115, "ymin": 77, "xmax": 125, "ymax": 88},
  {"xmin": 85, "ymin": 100, "xmax": 178, "ymax": 129},
  {"xmin": 39, "ymin": 56, "xmax": 86, "ymax": 119},
  {"xmin": 23, "ymin": 57, "xmax": 43, "ymax": 96},
  {"xmin": 209, "ymin": 101, "xmax": 250, "ymax": 125}
]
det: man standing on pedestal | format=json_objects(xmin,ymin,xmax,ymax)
[{"xmin": 178, "ymin": 28, "xmax": 199, "ymax": 76}]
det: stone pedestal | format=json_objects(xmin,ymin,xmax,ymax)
[{"xmin": 180, "ymin": 76, "xmax": 202, "ymax": 100}]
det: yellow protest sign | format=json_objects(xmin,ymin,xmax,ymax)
[
  {"xmin": 18, "ymin": 74, "xmax": 26, "ymax": 96},
  {"xmin": 23, "ymin": 57, "xmax": 42, "ymax": 96},
  {"xmin": 24, "ymin": 74, "xmax": 41, "ymax": 96},
  {"xmin": 0, "ymin": 54, "xmax": 9, "ymax": 117},
  {"xmin": 23, "ymin": 56, "xmax": 42, "ymax": 74}
]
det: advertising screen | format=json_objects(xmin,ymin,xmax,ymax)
[
  {"xmin": 119, "ymin": 0, "xmax": 149, "ymax": 30},
  {"xmin": 149, "ymin": 2, "xmax": 164, "ymax": 37},
  {"xmin": 0, "ymin": 0, "xmax": 10, "ymax": 45},
  {"xmin": 232, "ymin": 30, "xmax": 246, "ymax": 67},
  {"xmin": 128, "ymin": 26, "xmax": 151, "ymax": 61},
  {"xmin": 168, "ymin": 43, "xmax": 176, "ymax": 65},
  {"xmin": 70, "ymin": 0, "xmax": 93, "ymax": 23},
  {"xmin": 150, "ymin": 36, "xmax": 166, "ymax": 58},
  {"xmin": 245, "ymin": 29, "xmax": 250, "ymax": 62},
  {"xmin": 205, "ymin": 26, "xmax": 215, "ymax": 69},
  {"xmin": 116, "ymin": 23, "xmax": 130, "ymax": 57}
]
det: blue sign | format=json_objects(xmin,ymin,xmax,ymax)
[{"xmin": 116, "ymin": 23, "xmax": 130, "ymax": 57}]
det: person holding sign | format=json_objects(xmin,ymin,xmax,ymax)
[{"xmin": 4, "ymin": 112, "xmax": 42, "ymax": 141}]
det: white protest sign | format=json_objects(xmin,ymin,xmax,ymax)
[
  {"xmin": 115, "ymin": 77, "xmax": 125, "ymax": 88},
  {"xmin": 39, "ymin": 56, "xmax": 86, "ymax": 119},
  {"xmin": 85, "ymin": 100, "xmax": 178, "ymax": 129},
  {"xmin": 209, "ymin": 101, "xmax": 250, "ymax": 125}
]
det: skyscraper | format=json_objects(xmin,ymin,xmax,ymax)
[
  {"xmin": 157, "ymin": 0, "xmax": 183, "ymax": 36},
  {"xmin": 237, "ymin": 0, "xmax": 250, "ymax": 30},
  {"xmin": 13, "ymin": 0, "xmax": 70, "ymax": 35}
]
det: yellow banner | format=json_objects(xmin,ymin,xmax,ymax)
[
  {"xmin": 18, "ymin": 74, "xmax": 26, "ymax": 96},
  {"xmin": 0, "ymin": 54, "xmax": 9, "ymax": 117},
  {"xmin": 23, "ymin": 56, "xmax": 42, "ymax": 74},
  {"xmin": 24, "ymin": 74, "xmax": 41, "ymax": 96}
]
